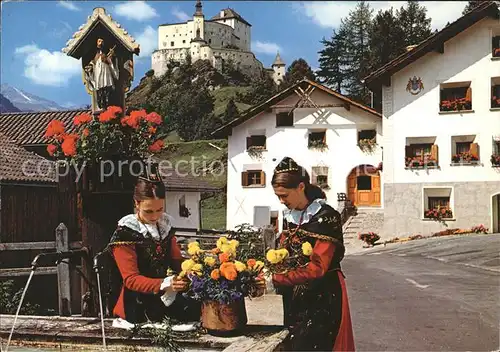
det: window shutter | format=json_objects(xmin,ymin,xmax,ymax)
[
  {"xmin": 431, "ymin": 144, "xmax": 439, "ymax": 163},
  {"xmin": 470, "ymin": 143, "xmax": 479, "ymax": 159},
  {"xmin": 465, "ymin": 86, "xmax": 472, "ymax": 101},
  {"xmin": 246, "ymin": 137, "xmax": 253, "ymax": 149},
  {"xmin": 260, "ymin": 171, "xmax": 266, "ymax": 186},
  {"xmin": 241, "ymin": 172, "xmax": 248, "ymax": 186},
  {"xmin": 322, "ymin": 132, "xmax": 326, "ymax": 144}
]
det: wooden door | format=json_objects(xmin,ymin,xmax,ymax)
[
  {"xmin": 347, "ymin": 172, "xmax": 357, "ymax": 205},
  {"xmin": 346, "ymin": 168, "xmax": 381, "ymax": 207},
  {"xmin": 372, "ymin": 174, "xmax": 381, "ymax": 205}
]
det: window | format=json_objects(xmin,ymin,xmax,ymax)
[
  {"xmin": 491, "ymin": 77, "xmax": 500, "ymax": 108},
  {"xmin": 276, "ymin": 112, "xmax": 293, "ymax": 127},
  {"xmin": 179, "ymin": 195, "xmax": 190, "ymax": 218},
  {"xmin": 308, "ymin": 130, "xmax": 327, "ymax": 149},
  {"xmin": 170, "ymin": 41, "xmax": 174, "ymax": 47},
  {"xmin": 241, "ymin": 170, "xmax": 266, "ymax": 187},
  {"xmin": 423, "ymin": 187, "xmax": 453, "ymax": 219},
  {"xmin": 451, "ymin": 135, "xmax": 479, "ymax": 164},
  {"xmin": 405, "ymin": 138, "xmax": 439, "ymax": 168},
  {"xmin": 357, "ymin": 176, "xmax": 371, "ymax": 191},
  {"xmin": 246, "ymin": 135, "xmax": 266, "ymax": 150},
  {"xmin": 492, "ymin": 139, "xmax": 500, "ymax": 167},
  {"xmin": 311, "ymin": 166, "xmax": 329, "ymax": 188},
  {"xmin": 440, "ymin": 82, "xmax": 472, "ymax": 112},
  {"xmin": 183, "ymin": 40, "xmax": 186, "ymax": 44},
  {"xmin": 493, "ymin": 35, "xmax": 500, "ymax": 57},
  {"xmin": 358, "ymin": 129, "xmax": 377, "ymax": 151}
]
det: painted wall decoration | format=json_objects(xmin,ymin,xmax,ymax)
[{"xmin": 406, "ymin": 76, "xmax": 424, "ymax": 95}]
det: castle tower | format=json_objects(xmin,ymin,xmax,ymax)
[
  {"xmin": 272, "ymin": 52, "xmax": 286, "ymax": 85},
  {"xmin": 193, "ymin": 0, "xmax": 205, "ymax": 40}
]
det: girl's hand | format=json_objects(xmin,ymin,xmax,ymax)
[
  {"xmin": 252, "ymin": 275, "xmax": 266, "ymax": 297},
  {"xmin": 171, "ymin": 276, "xmax": 190, "ymax": 292}
]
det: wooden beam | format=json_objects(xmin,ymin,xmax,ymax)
[
  {"xmin": 0, "ymin": 241, "xmax": 82, "ymax": 251},
  {"xmin": 270, "ymin": 103, "xmax": 345, "ymax": 109},
  {"xmin": 0, "ymin": 267, "xmax": 57, "ymax": 277},
  {"xmin": 382, "ymin": 76, "xmax": 391, "ymax": 87}
]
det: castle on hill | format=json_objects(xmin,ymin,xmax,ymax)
[{"xmin": 151, "ymin": 0, "xmax": 286, "ymax": 84}]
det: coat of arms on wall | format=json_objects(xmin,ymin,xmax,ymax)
[{"xmin": 406, "ymin": 76, "xmax": 424, "ymax": 95}]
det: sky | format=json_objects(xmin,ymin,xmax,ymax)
[{"xmin": 0, "ymin": 0, "xmax": 468, "ymax": 109}]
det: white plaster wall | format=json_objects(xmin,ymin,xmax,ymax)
[
  {"xmin": 158, "ymin": 22, "xmax": 192, "ymax": 50},
  {"xmin": 383, "ymin": 18, "xmax": 500, "ymax": 185},
  {"xmin": 226, "ymin": 90, "xmax": 383, "ymax": 230},
  {"xmin": 165, "ymin": 191, "xmax": 201, "ymax": 229},
  {"xmin": 205, "ymin": 22, "xmax": 233, "ymax": 48}
]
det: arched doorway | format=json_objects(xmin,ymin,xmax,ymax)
[
  {"xmin": 347, "ymin": 165, "xmax": 381, "ymax": 207},
  {"xmin": 492, "ymin": 193, "xmax": 500, "ymax": 233}
]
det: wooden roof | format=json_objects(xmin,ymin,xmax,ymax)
[
  {"xmin": 364, "ymin": 1, "xmax": 499, "ymax": 89},
  {"xmin": 212, "ymin": 78, "xmax": 381, "ymax": 137}
]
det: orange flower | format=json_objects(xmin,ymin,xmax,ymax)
[
  {"xmin": 44, "ymin": 120, "xmax": 65, "ymax": 138},
  {"xmin": 73, "ymin": 113, "xmax": 92, "ymax": 126},
  {"xmin": 61, "ymin": 134, "xmax": 78, "ymax": 156},
  {"xmin": 210, "ymin": 269, "xmax": 220, "ymax": 280},
  {"xmin": 149, "ymin": 140, "xmax": 164, "ymax": 153},
  {"xmin": 220, "ymin": 262, "xmax": 237, "ymax": 281},
  {"xmin": 211, "ymin": 248, "xmax": 221, "ymax": 254},
  {"xmin": 145, "ymin": 112, "xmax": 162, "ymax": 125},
  {"xmin": 107, "ymin": 106, "xmax": 122, "ymax": 116},
  {"xmin": 219, "ymin": 252, "xmax": 230, "ymax": 263},
  {"xmin": 82, "ymin": 128, "xmax": 90, "ymax": 137},
  {"xmin": 246, "ymin": 259, "xmax": 256, "ymax": 268},
  {"xmin": 148, "ymin": 126, "xmax": 157, "ymax": 134},
  {"xmin": 47, "ymin": 144, "xmax": 57, "ymax": 156}
]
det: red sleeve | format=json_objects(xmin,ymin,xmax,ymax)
[
  {"xmin": 272, "ymin": 240, "xmax": 335, "ymax": 286},
  {"xmin": 112, "ymin": 245, "xmax": 163, "ymax": 294},
  {"xmin": 169, "ymin": 236, "xmax": 183, "ymax": 273}
]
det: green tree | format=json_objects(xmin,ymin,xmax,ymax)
[
  {"xmin": 282, "ymin": 58, "xmax": 316, "ymax": 88},
  {"xmin": 396, "ymin": 1, "xmax": 432, "ymax": 48},
  {"xmin": 239, "ymin": 72, "xmax": 277, "ymax": 106},
  {"xmin": 370, "ymin": 7, "xmax": 405, "ymax": 70},
  {"xmin": 462, "ymin": 1, "xmax": 488, "ymax": 15},
  {"xmin": 224, "ymin": 98, "xmax": 239, "ymax": 121},
  {"xmin": 317, "ymin": 27, "xmax": 349, "ymax": 92}
]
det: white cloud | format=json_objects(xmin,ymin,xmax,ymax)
[
  {"xmin": 172, "ymin": 8, "xmax": 190, "ymax": 22},
  {"xmin": 252, "ymin": 41, "xmax": 282, "ymax": 55},
  {"xmin": 295, "ymin": 1, "xmax": 468, "ymax": 31},
  {"xmin": 134, "ymin": 26, "xmax": 157, "ymax": 59},
  {"xmin": 57, "ymin": 1, "xmax": 80, "ymax": 11},
  {"xmin": 114, "ymin": 1, "xmax": 158, "ymax": 22},
  {"xmin": 14, "ymin": 44, "xmax": 81, "ymax": 86}
]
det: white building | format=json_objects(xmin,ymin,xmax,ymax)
[
  {"xmin": 152, "ymin": 0, "xmax": 285, "ymax": 82},
  {"xmin": 213, "ymin": 79, "xmax": 383, "ymax": 231},
  {"xmin": 365, "ymin": 1, "xmax": 500, "ymax": 236}
]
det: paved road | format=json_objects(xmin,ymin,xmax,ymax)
[{"xmin": 344, "ymin": 234, "xmax": 500, "ymax": 351}]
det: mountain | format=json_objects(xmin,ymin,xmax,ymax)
[
  {"xmin": 0, "ymin": 93, "xmax": 21, "ymax": 113},
  {"xmin": 0, "ymin": 84, "xmax": 67, "ymax": 112}
]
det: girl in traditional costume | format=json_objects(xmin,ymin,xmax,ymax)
[
  {"xmin": 107, "ymin": 166, "xmax": 200, "ymax": 325},
  {"xmin": 267, "ymin": 157, "xmax": 355, "ymax": 351}
]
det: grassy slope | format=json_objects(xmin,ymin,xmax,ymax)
[{"xmin": 157, "ymin": 140, "xmax": 228, "ymax": 230}]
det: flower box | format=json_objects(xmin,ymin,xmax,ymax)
[
  {"xmin": 247, "ymin": 145, "xmax": 265, "ymax": 159},
  {"xmin": 358, "ymin": 232, "xmax": 380, "ymax": 246},
  {"xmin": 358, "ymin": 138, "xmax": 377, "ymax": 152},
  {"xmin": 405, "ymin": 157, "xmax": 438, "ymax": 169},
  {"xmin": 308, "ymin": 139, "xmax": 328, "ymax": 150},
  {"xmin": 424, "ymin": 208, "xmax": 453, "ymax": 220},
  {"xmin": 440, "ymin": 98, "xmax": 472, "ymax": 112},
  {"xmin": 492, "ymin": 96, "xmax": 500, "ymax": 108},
  {"xmin": 451, "ymin": 152, "xmax": 479, "ymax": 164}
]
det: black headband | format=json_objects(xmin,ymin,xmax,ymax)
[{"xmin": 274, "ymin": 157, "xmax": 300, "ymax": 174}]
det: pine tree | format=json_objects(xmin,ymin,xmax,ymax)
[
  {"xmin": 462, "ymin": 1, "xmax": 488, "ymax": 15},
  {"xmin": 396, "ymin": 1, "xmax": 432, "ymax": 47},
  {"xmin": 282, "ymin": 58, "xmax": 316, "ymax": 88},
  {"xmin": 317, "ymin": 26, "xmax": 349, "ymax": 92},
  {"xmin": 370, "ymin": 8, "xmax": 405, "ymax": 70},
  {"xmin": 224, "ymin": 98, "xmax": 239, "ymax": 121}
]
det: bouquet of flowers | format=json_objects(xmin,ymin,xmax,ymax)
[
  {"xmin": 180, "ymin": 237, "xmax": 264, "ymax": 304},
  {"xmin": 264, "ymin": 241, "xmax": 313, "ymax": 274},
  {"xmin": 358, "ymin": 232, "xmax": 380, "ymax": 246}
]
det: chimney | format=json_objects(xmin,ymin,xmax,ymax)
[{"xmin": 220, "ymin": 10, "xmax": 225, "ymax": 18}]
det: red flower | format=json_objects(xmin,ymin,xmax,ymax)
[
  {"xmin": 82, "ymin": 128, "xmax": 90, "ymax": 137},
  {"xmin": 148, "ymin": 126, "xmax": 157, "ymax": 135},
  {"xmin": 121, "ymin": 110, "xmax": 146, "ymax": 129},
  {"xmin": 99, "ymin": 106, "xmax": 122, "ymax": 123},
  {"xmin": 145, "ymin": 112, "xmax": 162, "ymax": 125},
  {"xmin": 73, "ymin": 113, "xmax": 92, "ymax": 126},
  {"xmin": 61, "ymin": 134, "xmax": 78, "ymax": 156},
  {"xmin": 47, "ymin": 144, "xmax": 57, "ymax": 156},
  {"xmin": 149, "ymin": 140, "xmax": 164, "ymax": 153},
  {"xmin": 44, "ymin": 120, "xmax": 65, "ymax": 138}
]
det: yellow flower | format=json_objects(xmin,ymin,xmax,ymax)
[
  {"xmin": 234, "ymin": 261, "xmax": 246, "ymax": 272},
  {"xmin": 204, "ymin": 256, "xmax": 216, "ymax": 267},
  {"xmin": 266, "ymin": 249, "xmax": 281, "ymax": 264},
  {"xmin": 181, "ymin": 259, "xmax": 196, "ymax": 272},
  {"xmin": 188, "ymin": 241, "xmax": 200, "ymax": 249},
  {"xmin": 178, "ymin": 270, "xmax": 186, "ymax": 278},
  {"xmin": 221, "ymin": 243, "xmax": 236, "ymax": 255},
  {"xmin": 187, "ymin": 245, "xmax": 202, "ymax": 256},
  {"xmin": 276, "ymin": 248, "xmax": 289, "ymax": 260},
  {"xmin": 254, "ymin": 260, "xmax": 264, "ymax": 271},
  {"xmin": 192, "ymin": 263, "xmax": 203, "ymax": 272},
  {"xmin": 302, "ymin": 242, "xmax": 313, "ymax": 256},
  {"xmin": 229, "ymin": 239, "xmax": 239, "ymax": 249},
  {"xmin": 216, "ymin": 237, "xmax": 228, "ymax": 250}
]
